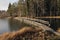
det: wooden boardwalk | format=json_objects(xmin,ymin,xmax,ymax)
[
  {"xmin": 14, "ymin": 17, "xmax": 60, "ymax": 36},
  {"xmin": 36, "ymin": 16, "xmax": 60, "ymax": 18}
]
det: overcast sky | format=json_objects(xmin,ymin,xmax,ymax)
[{"xmin": 0, "ymin": 0, "xmax": 18, "ymax": 11}]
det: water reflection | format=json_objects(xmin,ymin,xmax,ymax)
[
  {"xmin": 0, "ymin": 19, "xmax": 10, "ymax": 34},
  {"xmin": 0, "ymin": 18, "xmax": 31, "ymax": 34},
  {"xmin": 9, "ymin": 18, "xmax": 23, "ymax": 31},
  {"xmin": 9, "ymin": 18, "xmax": 31, "ymax": 31},
  {"xmin": 39, "ymin": 18, "xmax": 60, "ymax": 31},
  {"xmin": 0, "ymin": 18, "xmax": 24, "ymax": 34}
]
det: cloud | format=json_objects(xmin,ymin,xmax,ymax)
[{"xmin": 0, "ymin": 0, "xmax": 18, "ymax": 10}]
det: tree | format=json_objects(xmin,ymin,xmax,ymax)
[
  {"xmin": 7, "ymin": 3, "xmax": 12, "ymax": 16},
  {"xmin": 17, "ymin": 0, "xmax": 27, "ymax": 17},
  {"xmin": 7, "ymin": 3, "xmax": 18, "ymax": 17}
]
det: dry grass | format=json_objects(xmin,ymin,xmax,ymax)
[
  {"xmin": 0, "ymin": 27, "xmax": 38, "ymax": 40},
  {"xmin": 0, "ymin": 27, "xmax": 60, "ymax": 40}
]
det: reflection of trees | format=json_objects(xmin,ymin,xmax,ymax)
[
  {"xmin": 40, "ymin": 18, "xmax": 60, "ymax": 31},
  {"xmin": 9, "ymin": 18, "xmax": 22, "ymax": 31},
  {"xmin": 9, "ymin": 18, "xmax": 31, "ymax": 31}
]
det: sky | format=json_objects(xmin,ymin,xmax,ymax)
[{"xmin": 0, "ymin": 0, "xmax": 18, "ymax": 11}]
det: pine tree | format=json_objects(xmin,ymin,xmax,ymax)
[{"xmin": 7, "ymin": 3, "xmax": 12, "ymax": 16}]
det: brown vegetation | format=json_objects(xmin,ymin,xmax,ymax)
[
  {"xmin": 0, "ymin": 27, "xmax": 60, "ymax": 40},
  {"xmin": 57, "ymin": 28, "xmax": 60, "ymax": 33},
  {"xmin": 0, "ymin": 27, "xmax": 42, "ymax": 40}
]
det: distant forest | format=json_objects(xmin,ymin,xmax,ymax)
[{"xmin": 7, "ymin": 0, "xmax": 60, "ymax": 17}]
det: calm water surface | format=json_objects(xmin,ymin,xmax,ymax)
[
  {"xmin": 39, "ymin": 18, "xmax": 60, "ymax": 30},
  {"xmin": 0, "ymin": 18, "xmax": 21, "ymax": 34},
  {"xmin": 0, "ymin": 19, "xmax": 10, "ymax": 34},
  {"xmin": 0, "ymin": 18, "xmax": 28, "ymax": 34}
]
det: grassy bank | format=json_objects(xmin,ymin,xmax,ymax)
[{"xmin": 0, "ymin": 27, "xmax": 60, "ymax": 40}]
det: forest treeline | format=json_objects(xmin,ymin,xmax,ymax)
[{"xmin": 7, "ymin": 0, "xmax": 60, "ymax": 17}]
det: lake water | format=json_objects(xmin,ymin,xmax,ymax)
[
  {"xmin": 0, "ymin": 18, "xmax": 29, "ymax": 34},
  {"xmin": 0, "ymin": 18, "xmax": 22, "ymax": 34},
  {"xmin": 0, "ymin": 18, "xmax": 60, "ymax": 34},
  {"xmin": 0, "ymin": 19, "xmax": 10, "ymax": 34},
  {"xmin": 39, "ymin": 18, "xmax": 60, "ymax": 30}
]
